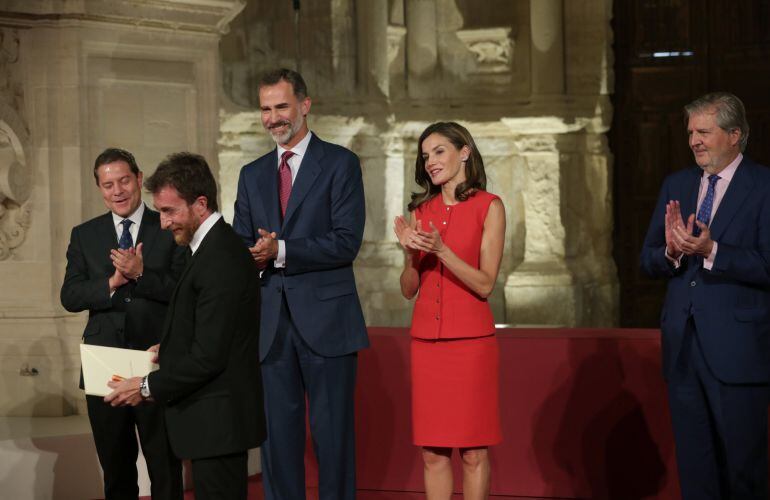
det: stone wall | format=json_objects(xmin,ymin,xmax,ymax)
[
  {"xmin": 0, "ymin": 0, "xmax": 245, "ymax": 417},
  {"xmin": 219, "ymin": 0, "xmax": 618, "ymax": 328},
  {"xmin": 0, "ymin": 0, "xmax": 617, "ymax": 417}
]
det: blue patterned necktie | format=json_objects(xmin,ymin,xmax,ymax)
[
  {"xmin": 118, "ymin": 219, "xmax": 134, "ymax": 249},
  {"xmin": 694, "ymin": 174, "xmax": 720, "ymax": 236}
]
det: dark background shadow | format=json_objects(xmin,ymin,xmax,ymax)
[{"xmin": 533, "ymin": 338, "xmax": 669, "ymax": 499}]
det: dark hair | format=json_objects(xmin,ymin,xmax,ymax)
[
  {"xmin": 93, "ymin": 148, "xmax": 140, "ymax": 185},
  {"xmin": 408, "ymin": 122, "xmax": 486, "ymax": 212},
  {"xmin": 144, "ymin": 152, "xmax": 219, "ymax": 212},
  {"xmin": 259, "ymin": 68, "xmax": 308, "ymax": 99},
  {"xmin": 684, "ymin": 92, "xmax": 750, "ymax": 152}
]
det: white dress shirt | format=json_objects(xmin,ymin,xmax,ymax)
[
  {"xmin": 190, "ymin": 212, "xmax": 223, "ymax": 255},
  {"xmin": 111, "ymin": 203, "xmax": 145, "ymax": 244}
]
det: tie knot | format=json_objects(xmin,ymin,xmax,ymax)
[
  {"xmin": 281, "ymin": 150, "xmax": 295, "ymax": 163},
  {"xmin": 121, "ymin": 219, "xmax": 133, "ymax": 229},
  {"xmin": 708, "ymin": 174, "xmax": 720, "ymax": 186}
]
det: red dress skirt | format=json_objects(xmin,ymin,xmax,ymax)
[{"xmin": 411, "ymin": 334, "xmax": 502, "ymax": 447}]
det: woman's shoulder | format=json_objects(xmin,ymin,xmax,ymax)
[{"xmin": 468, "ymin": 189, "xmax": 500, "ymax": 206}]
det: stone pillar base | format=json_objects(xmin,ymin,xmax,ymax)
[
  {"xmin": 355, "ymin": 242, "xmax": 413, "ymax": 327},
  {"xmin": 504, "ymin": 261, "xmax": 577, "ymax": 327}
]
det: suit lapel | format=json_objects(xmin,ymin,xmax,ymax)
[
  {"xmin": 258, "ymin": 149, "xmax": 282, "ymax": 232},
  {"xmin": 708, "ymin": 160, "xmax": 754, "ymax": 241},
  {"xmin": 160, "ymin": 218, "xmax": 223, "ymax": 344},
  {"xmin": 97, "ymin": 213, "xmax": 119, "ymax": 258},
  {"xmin": 283, "ymin": 135, "xmax": 323, "ymax": 228},
  {"xmin": 136, "ymin": 207, "xmax": 159, "ymax": 256},
  {"xmin": 679, "ymin": 167, "xmax": 702, "ymax": 225}
]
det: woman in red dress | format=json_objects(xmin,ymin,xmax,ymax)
[{"xmin": 394, "ymin": 122, "xmax": 506, "ymax": 499}]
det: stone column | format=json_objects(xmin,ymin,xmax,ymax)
[
  {"xmin": 530, "ymin": 0, "xmax": 565, "ymax": 95},
  {"xmin": 356, "ymin": 0, "xmax": 390, "ymax": 97},
  {"xmin": 504, "ymin": 130, "xmax": 577, "ymax": 326},
  {"xmin": 405, "ymin": 0, "xmax": 438, "ymax": 98}
]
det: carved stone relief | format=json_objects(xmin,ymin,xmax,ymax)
[
  {"xmin": 456, "ymin": 27, "xmax": 514, "ymax": 74},
  {"xmin": 0, "ymin": 26, "xmax": 29, "ymax": 261},
  {"xmin": 0, "ymin": 120, "xmax": 31, "ymax": 261}
]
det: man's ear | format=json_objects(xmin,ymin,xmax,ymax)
[
  {"xmin": 730, "ymin": 128, "xmax": 742, "ymax": 148},
  {"xmin": 301, "ymin": 96, "xmax": 312, "ymax": 117},
  {"xmin": 194, "ymin": 195, "xmax": 208, "ymax": 215}
]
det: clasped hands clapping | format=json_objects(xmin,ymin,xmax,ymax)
[
  {"xmin": 248, "ymin": 228, "xmax": 279, "ymax": 268},
  {"xmin": 393, "ymin": 216, "xmax": 445, "ymax": 255},
  {"xmin": 664, "ymin": 200, "xmax": 714, "ymax": 259},
  {"xmin": 108, "ymin": 243, "xmax": 144, "ymax": 290}
]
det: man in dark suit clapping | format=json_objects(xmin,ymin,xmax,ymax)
[
  {"xmin": 106, "ymin": 152, "xmax": 265, "ymax": 500},
  {"xmin": 233, "ymin": 68, "xmax": 368, "ymax": 500},
  {"xmin": 641, "ymin": 92, "xmax": 770, "ymax": 499},
  {"xmin": 61, "ymin": 148, "xmax": 184, "ymax": 500}
]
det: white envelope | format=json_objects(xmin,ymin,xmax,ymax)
[{"xmin": 80, "ymin": 344, "xmax": 159, "ymax": 397}]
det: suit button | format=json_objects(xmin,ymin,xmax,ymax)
[
  {"xmin": 435, "ymin": 315, "xmax": 439, "ymax": 320},
  {"xmin": 690, "ymin": 281, "xmax": 696, "ymax": 287},
  {"xmin": 124, "ymin": 297, "xmax": 131, "ymax": 303},
  {"xmin": 436, "ymin": 299, "xmax": 439, "ymax": 303},
  {"xmin": 275, "ymin": 286, "xmax": 281, "ymax": 293}
]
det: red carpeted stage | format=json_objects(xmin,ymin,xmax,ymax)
[
  {"xmin": 346, "ymin": 327, "xmax": 679, "ymax": 499},
  {"xmin": 169, "ymin": 327, "xmax": 696, "ymax": 499}
]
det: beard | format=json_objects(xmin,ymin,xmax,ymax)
[
  {"xmin": 171, "ymin": 221, "xmax": 199, "ymax": 246},
  {"xmin": 267, "ymin": 114, "xmax": 305, "ymax": 145}
]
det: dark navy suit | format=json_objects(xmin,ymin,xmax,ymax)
[
  {"xmin": 233, "ymin": 133, "xmax": 368, "ymax": 499},
  {"xmin": 641, "ymin": 157, "xmax": 770, "ymax": 499}
]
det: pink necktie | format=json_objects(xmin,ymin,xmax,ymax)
[{"xmin": 278, "ymin": 150, "xmax": 295, "ymax": 219}]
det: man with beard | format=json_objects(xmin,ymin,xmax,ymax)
[
  {"xmin": 106, "ymin": 153, "xmax": 265, "ymax": 500},
  {"xmin": 232, "ymin": 68, "xmax": 368, "ymax": 499},
  {"xmin": 61, "ymin": 148, "xmax": 184, "ymax": 500},
  {"xmin": 641, "ymin": 92, "xmax": 770, "ymax": 499}
]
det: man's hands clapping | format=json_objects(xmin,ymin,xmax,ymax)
[
  {"xmin": 248, "ymin": 228, "xmax": 279, "ymax": 269},
  {"xmin": 665, "ymin": 200, "xmax": 714, "ymax": 259}
]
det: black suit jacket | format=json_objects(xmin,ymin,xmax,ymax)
[
  {"xmin": 61, "ymin": 207, "xmax": 186, "ymax": 353},
  {"xmin": 148, "ymin": 217, "xmax": 265, "ymax": 460}
]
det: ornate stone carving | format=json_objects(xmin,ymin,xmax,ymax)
[
  {"xmin": 387, "ymin": 25, "xmax": 407, "ymax": 67},
  {"xmin": 0, "ymin": 121, "xmax": 30, "ymax": 260},
  {"xmin": 0, "ymin": 26, "xmax": 29, "ymax": 261},
  {"xmin": 456, "ymin": 27, "xmax": 514, "ymax": 74},
  {"xmin": 0, "ymin": 29, "xmax": 19, "ymax": 94}
]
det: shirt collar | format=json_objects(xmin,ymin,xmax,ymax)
[
  {"xmin": 708, "ymin": 152, "xmax": 742, "ymax": 183},
  {"xmin": 276, "ymin": 130, "xmax": 313, "ymax": 167},
  {"xmin": 112, "ymin": 202, "xmax": 145, "ymax": 229},
  {"xmin": 190, "ymin": 212, "xmax": 222, "ymax": 255}
]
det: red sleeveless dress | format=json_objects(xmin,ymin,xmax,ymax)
[{"xmin": 409, "ymin": 191, "xmax": 502, "ymax": 447}]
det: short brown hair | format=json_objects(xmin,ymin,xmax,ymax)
[{"xmin": 144, "ymin": 152, "xmax": 219, "ymax": 212}]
